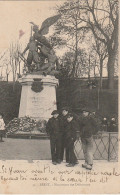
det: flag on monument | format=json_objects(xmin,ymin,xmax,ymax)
[{"xmin": 19, "ymin": 30, "xmax": 25, "ymax": 39}]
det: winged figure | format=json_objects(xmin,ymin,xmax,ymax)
[
  {"xmin": 29, "ymin": 14, "xmax": 61, "ymax": 75},
  {"xmin": 30, "ymin": 14, "xmax": 61, "ymax": 36}
]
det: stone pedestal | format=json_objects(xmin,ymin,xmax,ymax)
[{"xmin": 18, "ymin": 74, "xmax": 58, "ymax": 121}]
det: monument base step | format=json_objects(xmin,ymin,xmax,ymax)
[{"xmin": 6, "ymin": 133, "xmax": 49, "ymax": 140}]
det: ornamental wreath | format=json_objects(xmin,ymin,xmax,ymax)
[{"xmin": 6, "ymin": 116, "xmax": 47, "ymax": 134}]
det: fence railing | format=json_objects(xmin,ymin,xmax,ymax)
[{"xmin": 74, "ymin": 132, "xmax": 118, "ymax": 161}]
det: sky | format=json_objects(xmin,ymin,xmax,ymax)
[
  {"xmin": 0, "ymin": 1, "xmax": 65, "ymax": 80},
  {"xmin": 0, "ymin": 0, "xmax": 107, "ymax": 80},
  {"xmin": 0, "ymin": 1, "xmax": 63, "ymax": 51}
]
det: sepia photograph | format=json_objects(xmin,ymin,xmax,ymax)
[{"xmin": 0, "ymin": 0, "xmax": 119, "ymax": 194}]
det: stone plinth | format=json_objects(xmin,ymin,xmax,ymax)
[{"xmin": 18, "ymin": 74, "xmax": 58, "ymax": 121}]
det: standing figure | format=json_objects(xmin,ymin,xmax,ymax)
[
  {"xmin": 89, "ymin": 111, "xmax": 102, "ymax": 133},
  {"xmin": 46, "ymin": 110, "xmax": 62, "ymax": 165},
  {"xmin": 0, "ymin": 113, "xmax": 5, "ymax": 142},
  {"xmin": 60, "ymin": 107, "xmax": 70, "ymax": 163},
  {"xmin": 65, "ymin": 113, "xmax": 79, "ymax": 167},
  {"xmin": 80, "ymin": 109, "xmax": 98, "ymax": 170},
  {"xmin": 22, "ymin": 36, "xmax": 40, "ymax": 71},
  {"xmin": 102, "ymin": 117, "xmax": 108, "ymax": 132},
  {"xmin": 108, "ymin": 117, "xmax": 118, "ymax": 132}
]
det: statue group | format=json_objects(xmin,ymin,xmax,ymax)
[{"xmin": 22, "ymin": 15, "xmax": 61, "ymax": 76}]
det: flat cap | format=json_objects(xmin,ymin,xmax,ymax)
[
  {"xmin": 81, "ymin": 108, "xmax": 91, "ymax": 112},
  {"xmin": 67, "ymin": 113, "xmax": 73, "ymax": 118},
  {"xmin": 51, "ymin": 110, "xmax": 59, "ymax": 115},
  {"xmin": 61, "ymin": 106, "xmax": 70, "ymax": 111}
]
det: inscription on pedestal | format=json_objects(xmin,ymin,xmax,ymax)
[{"xmin": 19, "ymin": 75, "xmax": 58, "ymax": 120}]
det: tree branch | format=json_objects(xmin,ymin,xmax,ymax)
[
  {"xmin": 91, "ymin": 9, "xmax": 109, "ymax": 40},
  {"xmin": 93, "ymin": 7, "xmax": 110, "ymax": 14},
  {"xmin": 77, "ymin": 26, "xmax": 90, "ymax": 31},
  {"xmin": 66, "ymin": 44, "xmax": 76, "ymax": 52},
  {"xmin": 108, "ymin": 0, "xmax": 116, "ymax": 26},
  {"xmin": 89, "ymin": 22, "xmax": 106, "ymax": 44}
]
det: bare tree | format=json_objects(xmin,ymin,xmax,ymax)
[
  {"xmin": 54, "ymin": 0, "xmax": 87, "ymax": 77},
  {"xmin": 2, "ymin": 58, "xmax": 11, "ymax": 82},
  {"xmin": 77, "ymin": 0, "xmax": 118, "ymax": 88},
  {"xmin": 0, "ymin": 50, "xmax": 9, "ymax": 80},
  {"xmin": 55, "ymin": 0, "xmax": 118, "ymax": 88},
  {"xmin": 93, "ymin": 40, "xmax": 108, "ymax": 89},
  {"xmin": 10, "ymin": 42, "xmax": 20, "ymax": 90}
]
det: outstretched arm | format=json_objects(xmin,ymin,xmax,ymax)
[{"xmin": 22, "ymin": 44, "xmax": 29, "ymax": 55}]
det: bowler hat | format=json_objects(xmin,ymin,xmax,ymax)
[{"xmin": 51, "ymin": 110, "xmax": 59, "ymax": 115}]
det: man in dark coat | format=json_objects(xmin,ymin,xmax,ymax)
[
  {"xmin": 59, "ymin": 106, "xmax": 70, "ymax": 163},
  {"xmin": 108, "ymin": 117, "xmax": 118, "ymax": 132},
  {"xmin": 46, "ymin": 110, "xmax": 62, "ymax": 165},
  {"xmin": 102, "ymin": 117, "xmax": 108, "ymax": 132},
  {"xmin": 65, "ymin": 113, "xmax": 79, "ymax": 167},
  {"xmin": 89, "ymin": 111, "xmax": 102, "ymax": 132},
  {"xmin": 80, "ymin": 109, "xmax": 98, "ymax": 170}
]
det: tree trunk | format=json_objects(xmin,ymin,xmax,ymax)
[
  {"xmin": 88, "ymin": 54, "xmax": 90, "ymax": 79},
  {"xmin": 107, "ymin": 16, "xmax": 118, "ymax": 89},
  {"xmin": 74, "ymin": 31, "xmax": 78, "ymax": 77},
  {"xmin": 72, "ymin": 12, "xmax": 78, "ymax": 77},
  {"xmin": 99, "ymin": 59, "xmax": 103, "ymax": 90},
  {"xmin": 13, "ymin": 75, "xmax": 15, "ymax": 91},
  {"xmin": 93, "ymin": 66, "xmax": 96, "ymax": 77},
  {"xmin": 13, "ymin": 60, "xmax": 15, "ymax": 91},
  {"xmin": 19, "ymin": 61, "xmax": 21, "ymax": 75},
  {"xmin": 107, "ymin": 50, "xmax": 116, "ymax": 89},
  {"xmin": 7, "ymin": 74, "xmax": 9, "ymax": 82}
]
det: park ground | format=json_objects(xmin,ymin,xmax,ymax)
[
  {"xmin": 0, "ymin": 138, "xmax": 51, "ymax": 161},
  {"xmin": 0, "ymin": 137, "xmax": 118, "ymax": 162},
  {"xmin": 0, "ymin": 138, "xmax": 119, "ymax": 194}
]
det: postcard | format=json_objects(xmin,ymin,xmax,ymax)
[{"xmin": 0, "ymin": 0, "xmax": 119, "ymax": 194}]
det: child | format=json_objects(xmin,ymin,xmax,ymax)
[
  {"xmin": 0, "ymin": 113, "xmax": 5, "ymax": 142},
  {"xmin": 80, "ymin": 109, "xmax": 98, "ymax": 170},
  {"xmin": 60, "ymin": 106, "xmax": 70, "ymax": 163},
  {"xmin": 65, "ymin": 113, "xmax": 79, "ymax": 167},
  {"xmin": 46, "ymin": 110, "xmax": 62, "ymax": 165}
]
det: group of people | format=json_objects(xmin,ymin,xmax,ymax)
[
  {"xmin": 102, "ymin": 117, "xmax": 118, "ymax": 132},
  {"xmin": 46, "ymin": 107, "xmax": 98, "ymax": 170}
]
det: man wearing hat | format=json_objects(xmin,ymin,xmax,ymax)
[
  {"xmin": 65, "ymin": 113, "xmax": 79, "ymax": 167},
  {"xmin": 46, "ymin": 110, "xmax": 62, "ymax": 165},
  {"xmin": 80, "ymin": 108, "xmax": 98, "ymax": 170},
  {"xmin": 60, "ymin": 106, "xmax": 70, "ymax": 163}
]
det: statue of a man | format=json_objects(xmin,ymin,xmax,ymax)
[{"xmin": 22, "ymin": 36, "xmax": 40, "ymax": 72}]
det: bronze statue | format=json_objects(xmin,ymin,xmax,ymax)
[
  {"xmin": 22, "ymin": 36, "xmax": 40, "ymax": 72},
  {"xmin": 21, "ymin": 14, "xmax": 61, "ymax": 75},
  {"xmin": 30, "ymin": 15, "xmax": 60, "ymax": 75}
]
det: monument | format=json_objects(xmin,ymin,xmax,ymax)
[
  {"xmin": 18, "ymin": 15, "xmax": 61, "ymax": 122},
  {"xmin": 19, "ymin": 74, "xmax": 58, "ymax": 120}
]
